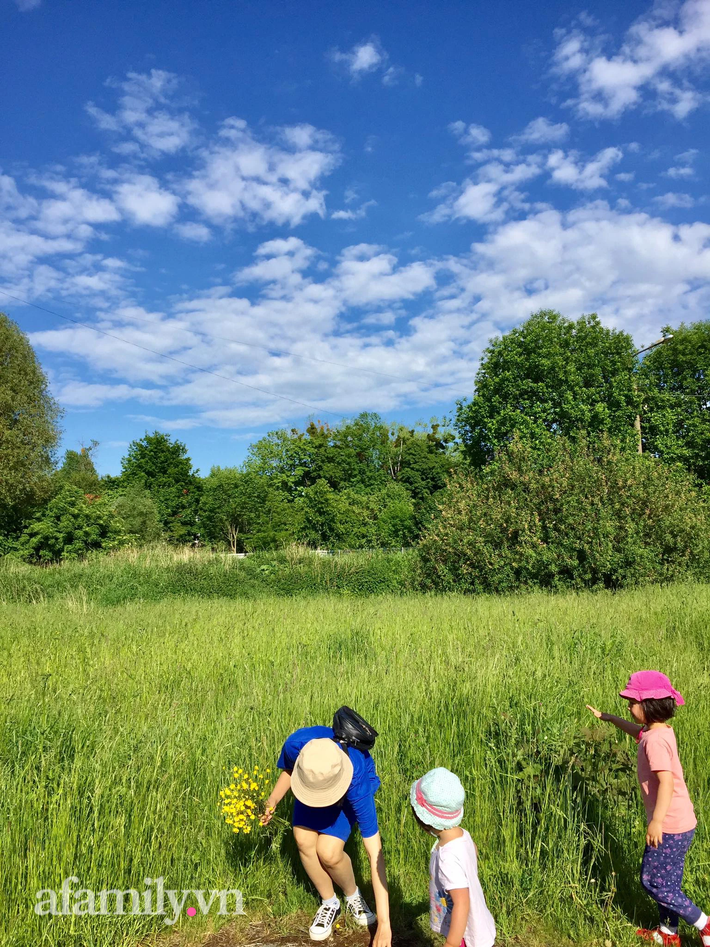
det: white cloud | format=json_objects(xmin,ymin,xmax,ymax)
[
  {"xmin": 664, "ymin": 149, "xmax": 698, "ymax": 179},
  {"xmin": 14, "ymin": 0, "xmax": 41, "ymax": 10},
  {"xmin": 56, "ymin": 381, "xmax": 158, "ymax": 408},
  {"xmin": 26, "ymin": 199, "xmax": 710, "ymax": 430},
  {"xmin": 114, "ymin": 174, "xmax": 179, "ymax": 227},
  {"xmin": 86, "ymin": 69, "xmax": 195, "ymax": 156},
  {"xmin": 448, "ymin": 121, "xmax": 492, "ymax": 148},
  {"xmin": 185, "ymin": 118, "xmax": 340, "ymax": 227},
  {"xmin": 8, "ymin": 67, "xmax": 710, "ymax": 433},
  {"xmin": 328, "ymin": 38, "xmax": 416, "ymax": 87},
  {"xmin": 174, "ymin": 221, "xmax": 212, "ymax": 242},
  {"xmin": 425, "ymin": 156, "xmax": 543, "ymax": 223},
  {"xmin": 334, "ymin": 244, "xmax": 437, "ymax": 306},
  {"xmin": 513, "ymin": 117, "xmax": 570, "ymax": 144},
  {"xmin": 665, "ymin": 165, "xmax": 695, "ymax": 178},
  {"xmin": 554, "ymin": 0, "xmax": 710, "ymax": 119},
  {"xmin": 442, "ymin": 202, "xmax": 710, "ymax": 345},
  {"xmin": 331, "ymin": 200, "xmax": 377, "ymax": 221},
  {"xmin": 654, "ymin": 192, "xmax": 695, "ymax": 208},
  {"xmin": 382, "ymin": 66, "xmax": 404, "ymax": 86},
  {"xmin": 546, "ymin": 147, "xmax": 623, "ymax": 190},
  {"xmin": 616, "ymin": 172, "xmax": 635, "ymax": 182}
]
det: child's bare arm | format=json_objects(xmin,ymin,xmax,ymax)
[
  {"xmin": 586, "ymin": 705, "xmax": 643, "ymax": 738},
  {"xmin": 444, "ymin": 888, "xmax": 470, "ymax": 947}
]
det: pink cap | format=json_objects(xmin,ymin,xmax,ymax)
[{"xmin": 619, "ymin": 670, "xmax": 685, "ymax": 706}]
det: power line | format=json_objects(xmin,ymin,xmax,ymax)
[
  {"xmin": 0, "ymin": 286, "xmax": 474, "ymax": 397},
  {"xmin": 0, "ymin": 288, "xmax": 340, "ymax": 418},
  {"xmin": 1, "ymin": 288, "xmax": 477, "ymax": 403}
]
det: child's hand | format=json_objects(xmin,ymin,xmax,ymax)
[
  {"xmin": 647, "ymin": 820, "xmax": 663, "ymax": 848},
  {"xmin": 586, "ymin": 705, "xmax": 603, "ymax": 719}
]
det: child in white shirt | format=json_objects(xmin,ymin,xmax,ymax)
[{"xmin": 410, "ymin": 767, "xmax": 496, "ymax": 947}]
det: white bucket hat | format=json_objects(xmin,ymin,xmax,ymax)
[
  {"xmin": 291, "ymin": 738, "xmax": 354, "ymax": 807},
  {"xmin": 410, "ymin": 767, "xmax": 465, "ymax": 830}
]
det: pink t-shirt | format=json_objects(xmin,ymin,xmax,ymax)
[{"xmin": 636, "ymin": 725, "xmax": 696, "ymax": 834}]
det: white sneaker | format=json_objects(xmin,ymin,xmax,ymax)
[
  {"xmin": 345, "ymin": 893, "xmax": 376, "ymax": 927},
  {"xmin": 309, "ymin": 901, "xmax": 341, "ymax": 941}
]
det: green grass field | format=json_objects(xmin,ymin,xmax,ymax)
[{"xmin": 1, "ymin": 576, "xmax": 709, "ymax": 947}]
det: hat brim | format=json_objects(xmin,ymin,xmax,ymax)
[
  {"xmin": 409, "ymin": 780, "xmax": 463, "ymax": 831},
  {"xmin": 291, "ymin": 752, "xmax": 353, "ymax": 807},
  {"xmin": 619, "ymin": 687, "xmax": 685, "ymax": 706},
  {"xmin": 619, "ymin": 687, "xmax": 685, "ymax": 707}
]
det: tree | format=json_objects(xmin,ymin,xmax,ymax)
[
  {"xmin": 387, "ymin": 422, "xmax": 457, "ymax": 528},
  {"xmin": 199, "ymin": 467, "xmax": 297, "ymax": 551},
  {"xmin": 639, "ymin": 321, "xmax": 710, "ymax": 483},
  {"xmin": 18, "ymin": 486, "xmax": 129, "ymax": 563},
  {"xmin": 243, "ymin": 428, "xmax": 318, "ymax": 496},
  {"xmin": 54, "ymin": 441, "xmax": 101, "ymax": 495},
  {"xmin": 120, "ymin": 432, "xmax": 200, "ymax": 543},
  {"xmin": 111, "ymin": 485, "xmax": 162, "ymax": 544},
  {"xmin": 455, "ymin": 310, "xmax": 639, "ymax": 466},
  {"xmin": 297, "ymin": 480, "xmax": 416, "ymax": 549},
  {"xmin": 244, "ymin": 414, "xmax": 457, "ymax": 536},
  {"xmin": 0, "ymin": 312, "xmax": 62, "ymax": 534}
]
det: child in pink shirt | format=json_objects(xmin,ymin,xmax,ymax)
[{"xmin": 587, "ymin": 670, "xmax": 708, "ymax": 947}]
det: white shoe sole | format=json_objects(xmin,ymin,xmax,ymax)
[
  {"xmin": 346, "ymin": 905, "xmax": 377, "ymax": 927},
  {"xmin": 309, "ymin": 911, "xmax": 341, "ymax": 942},
  {"xmin": 309, "ymin": 927, "xmax": 335, "ymax": 941}
]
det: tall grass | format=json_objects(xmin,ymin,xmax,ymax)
[
  {"xmin": 1, "ymin": 585, "xmax": 709, "ymax": 946},
  {"xmin": 0, "ymin": 545, "xmax": 417, "ymax": 605}
]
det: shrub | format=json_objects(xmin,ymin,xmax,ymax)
[
  {"xmin": 17, "ymin": 487, "xmax": 130, "ymax": 563},
  {"xmin": 418, "ymin": 436, "xmax": 710, "ymax": 593}
]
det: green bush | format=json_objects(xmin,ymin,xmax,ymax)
[
  {"xmin": 418, "ymin": 436, "xmax": 710, "ymax": 593},
  {"xmin": 16, "ymin": 487, "xmax": 130, "ymax": 563}
]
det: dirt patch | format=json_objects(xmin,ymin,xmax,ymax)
[{"xmin": 177, "ymin": 918, "xmax": 584, "ymax": 947}]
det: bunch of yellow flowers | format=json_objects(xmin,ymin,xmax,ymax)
[{"xmin": 220, "ymin": 764, "xmax": 270, "ymax": 834}]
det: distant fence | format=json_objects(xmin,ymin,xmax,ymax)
[{"xmin": 227, "ymin": 546, "xmax": 414, "ymax": 558}]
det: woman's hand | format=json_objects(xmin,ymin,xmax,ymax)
[
  {"xmin": 372, "ymin": 920, "xmax": 392, "ymax": 947},
  {"xmin": 647, "ymin": 819, "xmax": 663, "ymax": 848},
  {"xmin": 586, "ymin": 705, "xmax": 604, "ymax": 719},
  {"xmin": 260, "ymin": 800, "xmax": 277, "ymax": 826}
]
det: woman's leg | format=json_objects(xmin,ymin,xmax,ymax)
[
  {"xmin": 640, "ymin": 830, "xmax": 702, "ymax": 927},
  {"xmin": 316, "ymin": 833, "xmax": 357, "ymax": 898},
  {"xmin": 293, "ymin": 826, "xmax": 337, "ymax": 900}
]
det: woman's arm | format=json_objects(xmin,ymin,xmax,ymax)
[
  {"xmin": 647, "ymin": 771, "xmax": 674, "ymax": 848},
  {"xmin": 260, "ymin": 770, "xmax": 291, "ymax": 825},
  {"xmin": 362, "ymin": 832, "xmax": 391, "ymax": 947},
  {"xmin": 586, "ymin": 705, "xmax": 643, "ymax": 738},
  {"xmin": 444, "ymin": 888, "xmax": 470, "ymax": 947}
]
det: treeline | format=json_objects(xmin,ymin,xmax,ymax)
[{"xmin": 1, "ymin": 309, "xmax": 709, "ymax": 591}]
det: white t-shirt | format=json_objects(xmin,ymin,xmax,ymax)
[{"xmin": 429, "ymin": 829, "xmax": 496, "ymax": 947}]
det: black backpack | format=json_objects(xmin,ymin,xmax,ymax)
[{"xmin": 332, "ymin": 706, "xmax": 378, "ymax": 752}]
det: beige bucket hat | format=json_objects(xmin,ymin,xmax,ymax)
[{"xmin": 291, "ymin": 738, "xmax": 354, "ymax": 807}]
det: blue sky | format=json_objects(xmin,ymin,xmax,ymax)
[{"xmin": 2, "ymin": 0, "xmax": 709, "ymax": 475}]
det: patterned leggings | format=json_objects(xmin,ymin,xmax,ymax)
[{"xmin": 640, "ymin": 828, "xmax": 702, "ymax": 928}]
